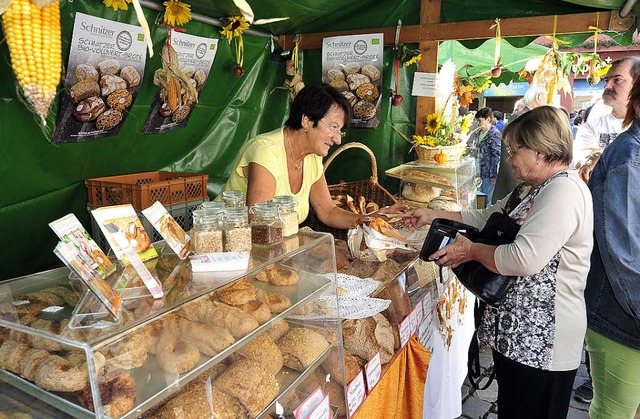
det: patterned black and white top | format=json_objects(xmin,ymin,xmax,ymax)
[{"xmin": 462, "ymin": 171, "xmax": 593, "ymax": 371}]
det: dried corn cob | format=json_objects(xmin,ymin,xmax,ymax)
[{"xmin": 2, "ymin": 0, "xmax": 62, "ymax": 124}]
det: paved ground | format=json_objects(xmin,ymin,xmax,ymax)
[{"xmin": 455, "ymin": 345, "xmax": 591, "ymax": 419}]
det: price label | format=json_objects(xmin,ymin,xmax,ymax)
[
  {"xmin": 308, "ymin": 395, "xmax": 331, "ymax": 419},
  {"xmin": 346, "ymin": 371, "xmax": 366, "ymax": 416},
  {"xmin": 399, "ymin": 315, "xmax": 412, "ymax": 348},
  {"xmin": 409, "ymin": 307, "xmax": 418, "ymax": 334},
  {"xmin": 365, "ymin": 352, "xmax": 382, "ymax": 392},
  {"xmin": 295, "ymin": 387, "xmax": 325, "ymax": 419}
]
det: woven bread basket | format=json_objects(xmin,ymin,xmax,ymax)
[
  {"xmin": 302, "ymin": 142, "xmax": 398, "ymax": 241},
  {"xmin": 415, "ymin": 142, "xmax": 466, "ymax": 163}
]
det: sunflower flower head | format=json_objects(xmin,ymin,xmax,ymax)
[
  {"xmin": 104, "ymin": 0, "xmax": 131, "ymax": 11},
  {"xmin": 426, "ymin": 113, "xmax": 441, "ymax": 134},
  {"xmin": 220, "ymin": 16, "xmax": 250, "ymax": 41},
  {"xmin": 163, "ymin": 0, "xmax": 192, "ymax": 27},
  {"xmin": 459, "ymin": 113, "xmax": 474, "ymax": 134}
]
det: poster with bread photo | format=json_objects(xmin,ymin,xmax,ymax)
[
  {"xmin": 141, "ymin": 30, "xmax": 218, "ymax": 134},
  {"xmin": 52, "ymin": 13, "xmax": 148, "ymax": 143},
  {"xmin": 322, "ymin": 33, "xmax": 384, "ymax": 128}
]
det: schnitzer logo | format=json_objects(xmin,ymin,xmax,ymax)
[{"xmin": 353, "ymin": 40, "xmax": 368, "ymax": 55}]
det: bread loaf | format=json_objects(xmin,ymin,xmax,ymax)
[
  {"xmin": 240, "ymin": 300, "xmax": 272, "ymax": 324},
  {"xmin": 265, "ymin": 319, "xmax": 289, "ymax": 341},
  {"xmin": 213, "ymin": 359, "xmax": 279, "ymax": 417},
  {"xmin": 234, "ymin": 332, "xmax": 283, "ymax": 375},
  {"xmin": 179, "ymin": 299, "xmax": 259, "ymax": 338},
  {"xmin": 194, "ymin": 70, "xmax": 206, "ymax": 86},
  {"xmin": 96, "ymin": 109, "xmax": 123, "ymax": 131},
  {"xmin": 346, "ymin": 73, "xmax": 370, "ymax": 91},
  {"xmin": 321, "ymin": 348, "xmax": 361, "ymax": 386},
  {"xmin": 342, "ymin": 62, "xmax": 361, "ymax": 75},
  {"xmin": 176, "ymin": 317, "xmax": 235, "ymax": 356},
  {"xmin": 402, "ymin": 182, "xmax": 441, "ymax": 203},
  {"xmin": 70, "ymin": 80, "xmax": 100, "ymax": 103},
  {"xmin": 119, "ymin": 66, "xmax": 140, "ymax": 87},
  {"xmin": 342, "ymin": 313, "xmax": 395, "ymax": 364},
  {"xmin": 97, "ymin": 59, "xmax": 120, "ymax": 75},
  {"xmin": 75, "ymin": 63, "xmax": 99, "ymax": 82},
  {"xmin": 106, "ymin": 89, "xmax": 132, "ymax": 110},
  {"xmin": 404, "ymin": 169, "xmax": 453, "ymax": 186},
  {"xmin": 327, "ymin": 68, "xmax": 345, "ymax": 82},
  {"xmin": 216, "ymin": 278, "xmax": 256, "ymax": 306},
  {"xmin": 277, "ymin": 328, "xmax": 329, "ymax": 371},
  {"xmin": 329, "ymin": 79, "xmax": 349, "ymax": 92},
  {"xmin": 180, "ymin": 65, "xmax": 195, "ymax": 78},
  {"xmin": 74, "ymin": 96, "xmax": 105, "ymax": 122},
  {"xmin": 427, "ymin": 196, "xmax": 461, "ymax": 211},
  {"xmin": 361, "ymin": 64, "xmax": 381, "ymax": 82}
]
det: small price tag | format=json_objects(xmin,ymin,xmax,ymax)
[
  {"xmin": 399, "ymin": 315, "xmax": 412, "ymax": 348},
  {"xmin": 308, "ymin": 395, "xmax": 331, "ymax": 419},
  {"xmin": 295, "ymin": 387, "xmax": 325, "ymax": 419},
  {"xmin": 409, "ymin": 308, "xmax": 418, "ymax": 334},
  {"xmin": 346, "ymin": 371, "xmax": 366, "ymax": 416},
  {"xmin": 365, "ymin": 352, "xmax": 382, "ymax": 392}
]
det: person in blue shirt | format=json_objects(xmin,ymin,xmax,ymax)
[
  {"xmin": 467, "ymin": 107, "xmax": 501, "ymax": 206},
  {"xmin": 493, "ymin": 110, "xmax": 505, "ymax": 132}
]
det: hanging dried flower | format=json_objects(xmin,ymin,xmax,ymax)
[
  {"xmin": 163, "ymin": 0, "xmax": 192, "ymax": 26},
  {"xmin": 220, "ymin": 16, "xmax": 250, "ymax": 41},
  {"xmin": 104, "ymin": 0, "xmax": 132, "ymax": 11}
]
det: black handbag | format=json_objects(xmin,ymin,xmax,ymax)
[{"xmin": 420, "ymin": 210, "xmax": 521, "ymax": 306}]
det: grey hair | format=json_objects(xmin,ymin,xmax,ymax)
[{"xmin": 523, "ymin": 83, "xmax": 547, "ymax": 106}]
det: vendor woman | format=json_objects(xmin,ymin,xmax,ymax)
[{"xmin": 217, "ymin": 83, "xmax": 403, "ymax": 227}]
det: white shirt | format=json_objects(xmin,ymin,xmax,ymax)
[{"xmin": 572, "ymin": 111, "xmax": 624, "ymax": 167}]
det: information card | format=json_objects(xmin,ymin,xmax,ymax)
[
  {"xmin": 346, "ymin": 371, "xmax": 366, "ymax": 416},
  {"xmin": 365, "ymin": 352, "xmax": 382, "ymax": 393}
]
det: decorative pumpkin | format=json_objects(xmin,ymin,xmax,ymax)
[{"xmin": 434, "ymin": 152, "xmax": 448, "ymax": 164}]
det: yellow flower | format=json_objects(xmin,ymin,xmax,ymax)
[
  {"xmin": 220, "ymin": 16, "xmax": 250, "ymax": 41},
  {"xmin": 404, "ymin": 53, "xmax": 422, "ymax": 67},
  {"xmin": 459, "ymin": 114, "xmax": 473, "ymax": 134},
  {"xmin": 163, "ymin": 0, "xmax": 192, "ymax": 26},
  {"xmin": 426, "ymin": 137, "xmax": 437, "ymax": 147},
  {"xmin": 412, "ymin": 135, "xmax": 426, "ymax": 145},
  {"xmin": 425, "ymin": 113, "xmax": 441, "ymax": 135},
  {"xmin": 103, "ymin": 0, "xmax": 131, "ymax": 11},
  {"xmin": 596, "ymin": 64, "xmax": 611, "ymax": 77}
]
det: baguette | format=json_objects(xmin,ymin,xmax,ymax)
[{"xmin": 404, "ymin": 169, "xmax": 453, "ymax": 186}]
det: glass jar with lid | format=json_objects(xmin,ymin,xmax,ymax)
[
  {"xmin": 272, "ymin": 195, "xmax": 298, "ymax": 237},
  {"xmin": 222, "ymin": 190, "xmax": 246, "ymax": 208},
  {"xmin": 192, "ymin": 212, "xmax": 223, "ymax": 254},
  {"xmin": 201, "ymin": 200, "xmax": 226, "ymax": 211},
  {"xmin": 249, "ymin": 202, "xmax": 283, "ymax": 247},
  {"xmin": 222, "ymin": 207, "xmax": 251, "ymax": 252}
]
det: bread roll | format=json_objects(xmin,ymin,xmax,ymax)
[
  {"xmin": 213, "ymin": 359, "xmax": 279, "ymax": 417},
  {"xmin": 97, "ymin": 58, "xmax": 120, "ymax": 75},
  {"xmin": 74, "ymin": 96, "xmax": 105, "ymax": 122},
  {"xmin": 346, "ymin": 73, "xmax": 370, "ymax": 91},
  {"xmin": 120, "ymin": 66, "xmax": 140, "ymax": 87},
  {"xmin": 277, "ymin": 328, "xmax": 329, "ymax": 371},
  {"xmin": 179, "ymin": 299, "xmax": 259, "ymax": 338},
  {"xmin": 234, "ymin": 332, "xmax": 283, "ymax": 375},
  {"xmin": 69, "ymin": 80, "xmax": 100, "ymax": 103},
  {"xmin": 265, "ymin": 319, "xmax": 289, "ymax": 341},
  {"xmin": 75, "ymin": 63, "xmax": 99, "ymax": 82},
  {"xmin": 240, "ymin": 300, "xmax": 271, "ymax": 324},
  {"xmin": 321, "ymin": 348, "xmax": 361, "ymax": 386},
  {"xmin": 427, "ymin": 196, "xmax": 461, "ymax": 211},
  {"xmin": 361, "ymin": 64, "xmax": 381, "ymax": 82},
  {"xmin": 216, "ymin": 278, "xmax": 256, "ymax": 306},
  {"xmin": 176, "ymin": 317, "xmax": 235, "ymax": 356}
]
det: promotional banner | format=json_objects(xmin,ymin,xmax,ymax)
[
  {"xmin": 52, "ymin": 13, "xmax": 148, "ymax": 143},
  {"xmin": 142, "ymin": 30, "xmax": 218, "ymax": 134},
  {"xmin": 322, "ymin": 33, "xmax": 384, "ymax": 128}
]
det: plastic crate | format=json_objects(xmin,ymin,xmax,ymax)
[
  {"xmin": 88, "ymin": 199, "xmax": 205, "ymax": 254},
  {"xmin": 85, "ymin": 171, "xmax": 209, "ymax": 211}
]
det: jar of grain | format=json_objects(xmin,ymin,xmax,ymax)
[
  {"xmin": 249, "ymin": 202, "xmax": 283, "ymax": 247},
  {"xmin": 222, "ymin": 207, "xmax": 251, "ymax": 252},
  {"xmin": 272, "ymin": 195, "xmax": 298, "ymax": 237},
  {"xmin": 201, "ymin": 200, "xmax": 225, "ymax": 211},
  {"xmin": 192, "ymin": 213, "xmax": 223, "ymax": 254},
  {"xmin": 222, "ymin": 190, "xmax": 246, "ymax": 208}
]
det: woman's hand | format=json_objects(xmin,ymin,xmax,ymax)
[
  {"xmin": 400, "ymin": 208, "xmax": 433, "ymax": 230},
  {"xmin": 429, "ymin": 233, "xmax": 473, "ymax": 268},
  {"xmin": 376, "ymin": 203, "xmax": 410, "ymax": 217}
]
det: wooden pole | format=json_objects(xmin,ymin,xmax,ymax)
[{"xmin": 414, "ymin": 0, "xmax": 441, "ymax": 136}]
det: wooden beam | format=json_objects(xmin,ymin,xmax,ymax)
[
  {"xmin": 415, "ymin": 0, "xmax": 441, "ymax": 137},
  {"xmin": 279, "ymin": 11, "xmax": 634, "ymax": 50}
]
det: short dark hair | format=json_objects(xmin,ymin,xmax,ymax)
[
  {"xmin": 611, "ymin": 56, "xmax": 640, "ymax": 80},
  {"xmin": 573, "ymin": 116, "xmax": 583, "ymax": 125},
  {"xmin": 624, "ymin": 73, "xmax": 640, "ymax": 126},
  {"xmin": 475, "ymin": 107, "xmax": 493, "ymax": 120},
  {"xmin": 285, "ymin": 83, "xmax": 352, "ymax": 130},
  {"xmin": 492, "ymin": 110, "xmax": 503, "ymax": 120}
]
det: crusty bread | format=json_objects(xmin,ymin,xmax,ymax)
[
  {"xmin": 321, "ymin": 348, "xmax": 361, "ymax": 386},
  {"xmin": 179, "ymin": 298, "xmax": 259, "ymax": 339},
  {"xmin": 265, "ymin": 319, "xmax": 289, "ymax": 342},
  {"xmin": 175, "ymin": 317, "xmax": 235, "ymax": 356},
  {"xmin": 277, "ymin": 328, "xmax": 329, "ymax": 371},
  {"xmin": 404, "ymin": 169, "xmax": 453, "ymax": 186},
  {"xmin": 342, "ymin": 314, "xmax": 395, "ymax": 364},
  {"xmin": 234, "ymin": 332, "xmax": 283, "ymax": 375},
  {"xmin": 213, "ymin": 359, "xmax": 279, "ymax": 417},
  {"xmin": 402, "ymin": 182, "xmax": 441, "ymax": 203},
  {"xmin": 240, "ymin": 300, "xmax": 272, "ymax": 325},
  {"xmin": 427, "ymin": 196, "xmax": 461, "ymax": 211}
]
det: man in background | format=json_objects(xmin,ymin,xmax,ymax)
[
  {"xmin": 493, "ymin": 110, "xmax": 505, "ymax": 132},
  {"xmin": 573, "ymin": 56, "xmax": 640, "ymax": 171},
  {"xmin": 492, "ymin": 83, "xmax": 547, "ymax": 203}
]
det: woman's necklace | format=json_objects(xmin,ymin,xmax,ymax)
[{"xmin": 286, "ymin": 134, "xmax": 302, "ymax": 170}]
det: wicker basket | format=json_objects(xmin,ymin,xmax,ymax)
[
  {"xmin": 415, "ymin": 142, "xmax": 466, "ymax": 163},
  {"xmin": 302, "ymin": 142, "xmax": 398, "ymax": 241}
]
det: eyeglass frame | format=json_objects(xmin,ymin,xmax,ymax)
[
  {"xmin": 505, "ymin": 144, "xmax": 522, "ymax": 157},
  {"xmin": 319, "ymin": 119, "xmax": 347, "ymax": 138}
]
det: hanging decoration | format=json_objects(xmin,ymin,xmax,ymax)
[
  {"xmin": 586, "ymin": 13, "xmax": 609, "ymax": 86},
  {"xmin": 162, "ymin": 0, "xmax": 191, "ymax": 27},
  {"xmin": 273, "ymin": 34, "xmax": 305, "ymax": 101},
  {"xmin": 1, "ymin": 0, "xmax": 62, "ymax": 128},
  {"xmin": 389, "ymin": 20, "xmax": 421, "ymax": 107},
  {"xmin": 103, "ymin": 0, "xmax": 131, "ymax": 11},
  {"xmin": 490, "ymin": 18, "xmax": 502, "ymax": 77},
  {"xmin": 102, "ymin": 0, "xmax": 153, "ymax": 58}
]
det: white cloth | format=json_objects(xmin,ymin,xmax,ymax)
[{"xmin": 572, "ymin": 111, "xmax": 624, "ymax": 167}]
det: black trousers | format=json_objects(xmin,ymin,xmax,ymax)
[{"xmin": 493, "ymin": 350, "xmax": 577, "ymax": 419}]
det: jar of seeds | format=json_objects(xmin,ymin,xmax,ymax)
[
  {"xmin": 250, "ymin": 202, "xmax": 283, "ymax": 246},
  {"xmin": 222, "ymin": 207, "xmax": 251, "ymax": 252},
  {"xmin": 222, "ymin": 190, "xmax": 246, "ymax": 208},
  {"xmin": 192, "ymin": 213, "xmax": 223, "ymax": 254},
  {"xmin": 272, "ymin": 195, "xmax": 298, "ymax": 237}
]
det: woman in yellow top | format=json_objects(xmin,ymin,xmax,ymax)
[{"xmin": 218, "ymin": 83, "xmax": 403, "ymax": 228}]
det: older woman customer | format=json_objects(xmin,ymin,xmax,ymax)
[
  {"xmin": 585, "ymin": 75, "xmax": 640, "ymax": 419},
  {"xmin": 217, "ymin": 83, "xmax": 403, "ymax": 228},
  {"xmin": 466, "ymin": 107, "xmax": 501, "ymax": 206},
  {"xmin": 407, "ymin": 106, "xmax": 593, "ymax": 419}
]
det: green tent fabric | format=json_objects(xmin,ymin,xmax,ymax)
[{"xmin": 0, "ymin": 0, "xmax": 632, "ymax": 280}]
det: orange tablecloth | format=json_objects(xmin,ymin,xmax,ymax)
[{"xmin": 353, "ymin": 335, "xmax": 431, "ymax": 419}]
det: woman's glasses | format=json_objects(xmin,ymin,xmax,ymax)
[
  {"xmin": 506, "ymin": 144, "xmax": 522, "ymax": 157},
  {"xmin": 319, "ymin": 119, "xmax": 346, "ymax": 138}
]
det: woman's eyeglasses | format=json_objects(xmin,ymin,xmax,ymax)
[
  {"xmin": 506, "ymin": 144, "xmax": 521, "ymax": 157},
  {"xmin": 319, "ymin": 119, "xmax": 346, "ymax": 138}
]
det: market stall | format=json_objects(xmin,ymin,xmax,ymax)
[{"xmin": 1, "ymin": 1, "xmax": 637, "ymax": 418}]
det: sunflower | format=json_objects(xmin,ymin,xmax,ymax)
[
  {"xmin": 104, "ymin": 0, "xmax": 131, "ymax": 11},
  {"xmin": 426, "ymin": 137, "xmax": 437, "ymax": 147},
  {"xmin": 404, "ymin": 53, "xmax": 422, "ymax": 67},
  {"xmin": 459, "ymin": 114, "xmax": 473, "ymax": 134},
  {"xmin": 412, "ymin": 135, "xmax": 427, "ymax": 146},
  {"xmin": 425, "ymin": 113, "xmax": 441, "ymax": 134},
  {"xmin": 220, "ymin": 16, "xmax": 250, "ymax": 41},
  {"xmin": 163, "ymin": 0, "xmax": 192, "ymax": 26}
]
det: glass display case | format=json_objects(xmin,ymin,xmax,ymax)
[
  {"xmin": 0, "ymin": 231, "xmax": 343, "ymax": 418},
  {"xmin": 385, "ymin": 158, "xmax": 478, "ymax": 210}
]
